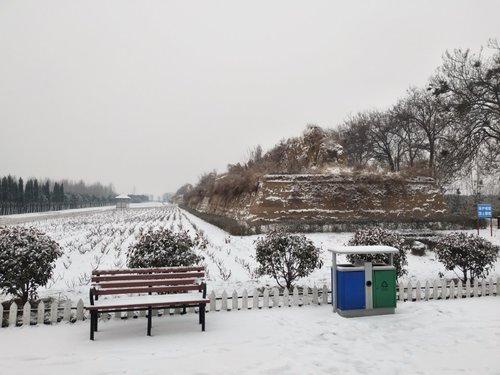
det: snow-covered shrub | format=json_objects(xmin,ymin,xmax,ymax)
[
  {"xmin": 254, "ymin": 230, "xmax": 323, "ymax": 289},
  {"xmin": 0, "ymin": 226, "xmax": 62, "ymax": 303},
  {"xmin": 127, "ymin": 228, "xmax": 203, "ymax": 268},
  {"xmin": 435, "ymin": 232, "xmax": 499, "ymax": 283},
  {"xmin": 347, "ymin": 228, "xmax": 409, "ymax": 278}
]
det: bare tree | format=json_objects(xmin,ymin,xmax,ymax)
[
  {"xmin": 430, "ymin": 43, "xmax": 500, "ymax": 144},
  {"xmin": 403, "ymin": 87, "xmax": 454, "ymax": 175},
  {"xmin": 339, "ymin": 113, "xmax": 374, "ymax": 167},
  {"xmin": 391, "ymin": 100, "xmax": 427, "ymax": 168},
  {"xmin": 366, "ymin": 110, "xmax": 405, "ymax": 172}
]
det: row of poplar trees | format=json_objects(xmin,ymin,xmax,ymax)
[{"xmin": 0, "ymin": 175, "xmax": 113, "ymax": 215}]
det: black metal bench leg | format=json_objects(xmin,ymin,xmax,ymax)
[
  {"xmin": 90, "ymin": 312, "xmax": 96, "ymax": 340},
  {"xmin": 94, "ymin": 312, "xmax": 98, "ymax": 332},
  {"xmin": 147, "ymin": 307, "xmax": 152, "ymax": 336},
  {"xmin": 200, "ymin": 303, "xmax": 205, "ymax": 332}
]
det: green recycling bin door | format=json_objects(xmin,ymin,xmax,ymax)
[{"xmin": 373, "ymin": 266, "xmax": 396, "ymax": 308}]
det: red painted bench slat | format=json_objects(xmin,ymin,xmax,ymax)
[{"xmin": 91, "ymin": 272, "xmax": 204, "ymax": 282}]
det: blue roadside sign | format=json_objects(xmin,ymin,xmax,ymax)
[{"xmin": 477, "ymin": 203, "xmax": 492, "ymax": 218}]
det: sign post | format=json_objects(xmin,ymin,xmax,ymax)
[{"xmin": 477, "ymin": 203, "xmax": 493, "ymax": 236}]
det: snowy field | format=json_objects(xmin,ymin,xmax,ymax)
[
  {"xmin": 2, "ymin": 205, "xmax": 500, "ymax": 374},
  {"xmin": 0, "ymin": 298, "xmax": 499, "ymax": 374},
  {"xmin": 1, "ymin": 203, "xmax": 499, "ymax": 303}
]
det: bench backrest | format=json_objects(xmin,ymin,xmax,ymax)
[{"xmin": 90, "ymin": 266, "xmax": 206, "ymax": 305}]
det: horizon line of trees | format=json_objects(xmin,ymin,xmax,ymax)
[
  {"xmin": 180, "ymin": 39, "xmax": 500, "ymax": 204},
  {"xmin": 0, "ymin": 175, "xmax": 116, "ymax": 216}
]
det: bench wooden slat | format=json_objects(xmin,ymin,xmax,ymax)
[
  {"xmin": 92, "ymin": 272, "xmax": 204, "ymax": 282},
  {"xmin": 95, "ymin": 285, "xmax": 203, "ymax": 296},
  {"xmin": 94, "ymin": 278, "xmax": 199, "ymax": 289},
  {"xmin": 92, "ymin": 266, "xmax": 204, "ymax": 276},
  {"xmin": 87, "ymin": 295, "xmax": 209, "ymax": 311}
]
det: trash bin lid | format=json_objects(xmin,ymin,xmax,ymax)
[
  {"xmin": 336, "ymin": 264, "xmax": 365, "ymax": 271},
  {"xmin": 329, "ymin": 245, "xmax": 399, "ymax": 255}
]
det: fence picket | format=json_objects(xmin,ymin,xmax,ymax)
[
  {"xmin": 424, "ymin": 281, "xmax": 430, "ymax": 301},
  {"xmin": 263, "ymin": 288, "xmax": 269, "ymax": 308},
  {"xmin": 449, "ymin": 280, "xmax": 455, "ymax": 300},
  {"xmin": 252, "ymin": 289, "xmax": 259, "ymax": 309},
  {"xmin": 415, "ymin": 281, "xmax": 421, "ymax": 301},
  {"xmin": 433, "ymin": 280, "xmax": 439, "ymax": 300},
  {"xmin": 465, "ymin": 280, "xmax": 471, "ymax": 298},
  {"xmin": 407, "ymin": 281, "xmax": 413, "ymax": 302},
  {"xmin": 64, "ymin": 300, "xmax": 71, "ymax": 322},
  {"xmin": 272, "ymin": 288, "xmax": 279, "ymax": 308},
  {"xmin": 293, "ymin": 287, "xmax": 299, "ymax": 306},
  {"xmin": 473, "ymin": 280, "xmax": 479, "ymax": 297},
  {"xmin": 23, "ymin": 302, "xmax": 31, "ymax": 326},
  {"xmin": 457, "ymin": 281, "xmax": 463, "ymax": 299},
  {"xmin": 398, "ymin": 282, "xmax": 404, "ymax": 302},
  {"xmin": 0, "ymin": 303, "xmax": 3, "ymax": 327},
  {"xmin": 481, "ymin": 280, "xmax": 486, "ymax": 297},
  {"xmin": 312, "ymin": 286, "xmax": 319, "ymax": 305},
  {"xmin": 283, "ymin": 288, "xmax": 290, "ymax": 307},
  {"xmin": 242, "ymin": 289, "xmax": 248, "ymax": 310},
  {"xmin": 322, "ymin": 285, "xmax": 328, "ymax": 305},
  {"xmin": 76, "ymin": 299, "xmax": 84, "ymax": 321},
  {"xmin": 209, "ymin": 291, "xmax": 216, "ymax": 312},
  {"xmin": 488, "ymin": 278, "xmax": 494, "ymax": 297},
  {"xmin": 441, "ymin": 279, "xmax": 448, "ymax": 300},
  {"xmin": 8, "ymin": 302, "xmax": 17, "ymax": 327},
  {"xmin": 232, "ymin": 290, "xmax": 238, "ymax": 311},
  {"xmin": 50, "ymin": 301, "xmax": 58, "ymax": 323},
  {"xmin": 303, "ymin": 286, "xmax": 310, "ymax": 305},
  {"xmin": 497, "ymin": 277, "xmax": 500, "ymax": 296},
  {"xmin": 221, "ymin": 291, "xmax": 228, "ymax": 311}
]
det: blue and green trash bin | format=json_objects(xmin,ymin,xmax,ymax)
[{"xmin": 329, "ymin": 246, "xmax": 398, "ymax": 317}]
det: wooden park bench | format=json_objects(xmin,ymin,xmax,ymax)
[{"xmin": 85, "ymin": 266, "xmax": 209, "ymax": 340}]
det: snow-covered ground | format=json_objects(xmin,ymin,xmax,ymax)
[
  {"xmin": 1, "ymin": 204, "xmax": 499, "ymax": 303},
  {"xmin": 0, "ymin": 298, "xmax": 499, "ymax": 374}
]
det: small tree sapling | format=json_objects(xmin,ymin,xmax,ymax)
[
  {"xmin": 0, "ymin": 226, "xmax": 62, "ymax": 303},
  {"xmin": 435, "ymin": 232, "xmax": 499, "ymax": 283},
  {"xmin": 127, "ymin": 228, "xmax": 203, "ymax": 268},
  {"xmin": 254, "ymin": 230, "xmax": 323, "ymax": 289}
]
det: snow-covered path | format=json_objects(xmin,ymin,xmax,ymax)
[{"xmin": 1, "ymin": 297, "xmax": 499, "ymax": 374}]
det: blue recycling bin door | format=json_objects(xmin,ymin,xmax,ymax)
[{"xmin": 336, "ymin": 266, "xmax": 365, "ymax": 310}]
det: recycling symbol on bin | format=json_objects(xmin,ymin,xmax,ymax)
[{"xmin": 381, "ymin": 281, "xmax": 388, "ymax": 289}]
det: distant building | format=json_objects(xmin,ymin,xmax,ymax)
[{"xmin": 115, "ymin": 194, "xmax": 131, "ymax": 209}]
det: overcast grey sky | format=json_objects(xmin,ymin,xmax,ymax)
[{"xmin": 1, "ymin": 1, "xmax": 499, "ymax": 197}]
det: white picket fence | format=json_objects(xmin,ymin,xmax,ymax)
[{"xmin": 1, "ymin": 277, "xmax": 499, "ymax": 329}]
